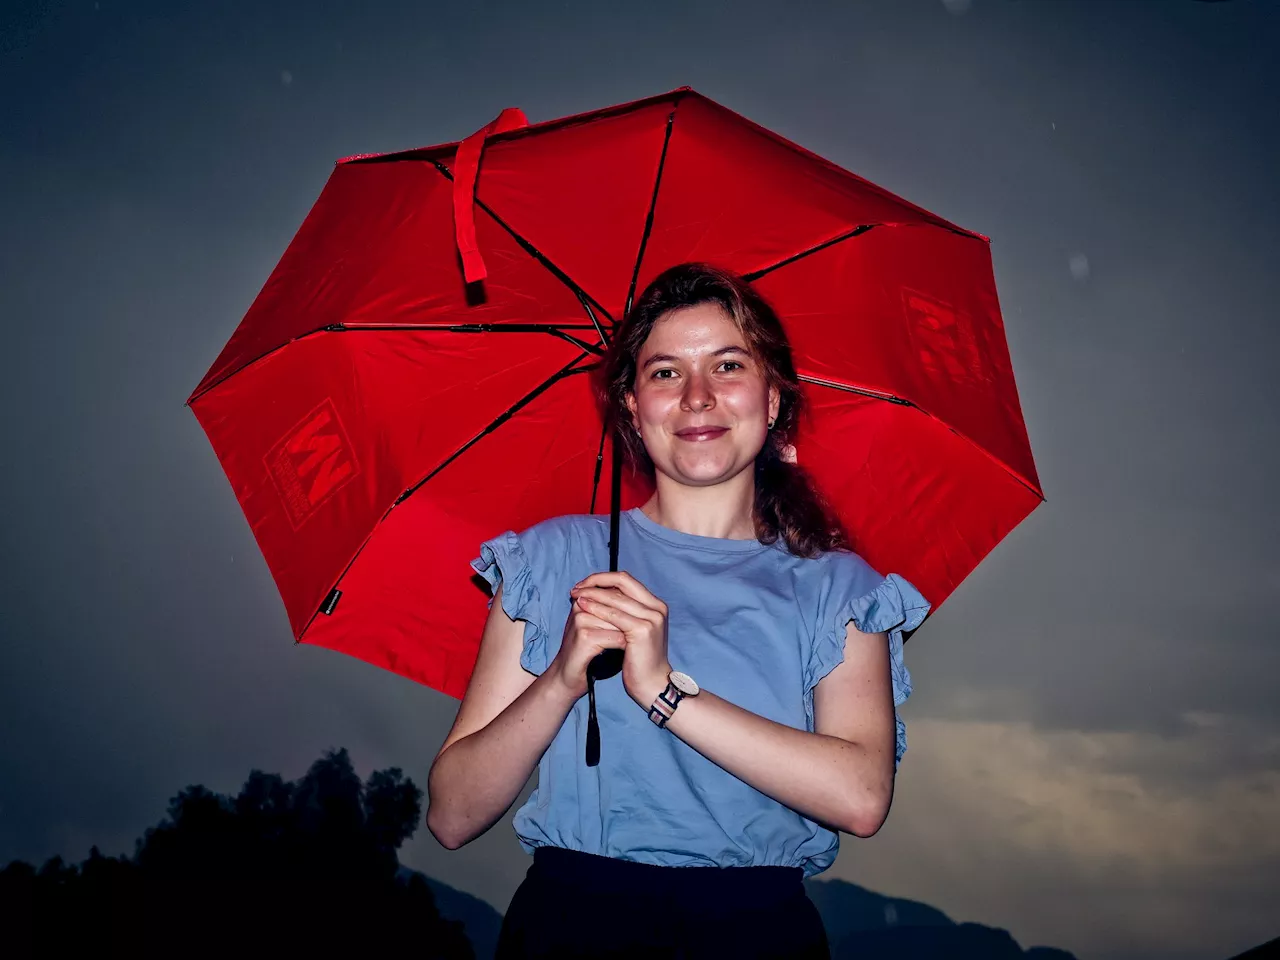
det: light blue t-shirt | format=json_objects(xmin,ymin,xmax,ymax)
[{"xmin": 471, "ymin": 508, "xmax": 929, "ymax": 878}]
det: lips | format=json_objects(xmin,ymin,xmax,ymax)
[{"xmin": 674, "ymin": 426, "xmax": 730, "ymax": 442}]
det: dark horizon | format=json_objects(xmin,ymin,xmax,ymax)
[
  {"xmin": 2, "ymin": 744, "xmax": 1090, "ymax": 959},
  {"xmin": 2, "ymin": 3, "xmax": 1277, "ymax": 959}
]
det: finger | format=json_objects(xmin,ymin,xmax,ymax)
[
  {"xmin": 576, "ymin": 596, "xmax": 647, "ymax": 633},
  {"xmin": 586, "ymin": 628, "xmax": 627, "ymax": 650},
  {"xmin": 570, "ymin": 608, "xmax": 621, "ymax": 633},
  {"xmin": 571, "ymin": 586, "xmax": 656, "ymax": 622},
  {"xmin": 574, "ymin": 572, "xmax": 664, "ymax": 611}
]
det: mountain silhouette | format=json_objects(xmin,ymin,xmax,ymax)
[
  {"xmin": 1227, "ymin": 935, "xmax": 1280, "ymax": 959},
  {"xmin": 804, "ymin": 877, "xmax": 1078, "ymax": 960},
  {"xmin": 405, "ymin": 869, "xmax": 505, "ymax": 960}
]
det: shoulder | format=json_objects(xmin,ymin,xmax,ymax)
[
  {"xmin": 789, "ymin": 546, "xmax": 885, "ymax": 598},
  {"xmin": 520, "ymin": 513, "xmax": 609, "ymax": 542},
  {"xmin": 787, "ymin": 547, "xmax": 929, "ymax": 637},
  {"xmin": 811, "ymin": 549, "xmax": 931, "ymax": 639},
  {"xmin": 515, "ymin": 513, "xmax": 609, "ymax": 558}
]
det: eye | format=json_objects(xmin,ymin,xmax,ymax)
[
  {"xmin": 651, "ymin": 368, "xmax": 678, "ymax": 380},
  {"xmin": 718, "ymin": 360, "xmax": 744, "ymax": 373}
]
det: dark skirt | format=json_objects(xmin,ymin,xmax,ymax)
[{"xmin": 495, "ymin": 846, "xmax": 830, "ymax": 959}]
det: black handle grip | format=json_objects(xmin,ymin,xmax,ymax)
[
  {"xmin": 585, "ymin": 676, "xmax": 601, "ymax": 767},
  {"xmin": 584, "ymin": 649, "xmax": 623, "ymax": 767}
]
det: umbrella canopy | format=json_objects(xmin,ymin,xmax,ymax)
[{"xmin": 188, "ymin": 87, "xmax": 1041, "ymax": 700}]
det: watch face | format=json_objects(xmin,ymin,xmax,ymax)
[{"xmin": 670, "ymin": 671, "xmax": 699, "ymax": 697}]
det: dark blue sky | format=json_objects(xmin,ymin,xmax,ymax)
[{"xmin": 2, "ymin": 2, "xmax": 1277, "ymax": 958}]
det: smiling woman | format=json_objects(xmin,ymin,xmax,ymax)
[
  {"xmin": 608, "ymin": 264, "xmax": 850, "ymax": 554},
  {"xmin": 426, "ymin": 264, "xmax": 928, "ymax": 959},
  {"xmin": 628, "ymin": 306, "xmax": 779, "ymax": 529}
]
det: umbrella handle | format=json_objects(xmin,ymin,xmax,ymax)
[{"xmin": 453, "ymin": 107, "xmax": 528, "ymax": 284}]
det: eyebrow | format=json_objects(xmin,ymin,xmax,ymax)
[{"xmin": 641, "ymin": 345, "xmax": 751, "ymax": 369}]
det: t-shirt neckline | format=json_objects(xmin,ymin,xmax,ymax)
[{"xmin": 624, "ymin": 507, "xmax": 770, "ymax": 555}]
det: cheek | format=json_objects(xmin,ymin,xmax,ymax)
[
  {"xmin": 634, "ymin": 386, "xmax": 676, "ymax": 424},
  {"xmin": 722, "ymin": 382, "xmax": 770, "ymax": 416}
]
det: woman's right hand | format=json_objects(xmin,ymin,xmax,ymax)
[{"xmin": 546, "ymin": 597, "xmax": 627, "ymax": 700}]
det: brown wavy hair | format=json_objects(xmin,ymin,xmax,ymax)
[{"xmin": 601, "ymin": 263, "xmax": 849, "ymax": 558}]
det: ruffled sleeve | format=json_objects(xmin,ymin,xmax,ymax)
[
  {"xmin": 470, "ymin": 530, "xmax": 550, "ymax": 675},
  {"xmin": 803, "ymin": 568, "xmax": 930, "ymax": 766}
]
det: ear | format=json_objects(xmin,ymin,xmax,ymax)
[
  {"xmin": 768, "ymin": 385, "xmax": 781, "ymax": 425},
  {"xmin": 625, "ymin": 392, "xmax": 638, "ymax": 424}
]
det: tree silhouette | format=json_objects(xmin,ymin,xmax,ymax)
[{"xmin": 0, "ymin": 749, "xmax": 471, "ymax": 959}]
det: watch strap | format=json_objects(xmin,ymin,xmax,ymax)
[{"xmin": 647, "ymin": 680, "xmax": 685, "ymax": 728}]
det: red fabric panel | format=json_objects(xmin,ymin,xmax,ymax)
[
  {"xmin": 795, "ymin": 390, "xmax": 1039, "ymax": 610},
  {"xmin": 191, "ymin": 153, "xmax": 585, "ymax": 400},
  {"xmin": 191, "ymin": 328, "xmax": 586, "ymax": 641},
  {"xmin": 753, "ymin": 226, "xmax": 1039, "ymax": 493},
  {"xmin": 635, "ymin": 95, "xmax": 968, "ymax": 293}
]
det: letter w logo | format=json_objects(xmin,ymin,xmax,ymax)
[
  {"xmin": 266, "ymin": 398, "xmax": 361, "ymax": 530},
  {"xmin": 286, "ymin": 408, "xmax": 354, "ymax": 506}
]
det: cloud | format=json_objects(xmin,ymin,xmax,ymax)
[{"xmin": 833, "ymin": 717, "xmax": 1280, "ymax": 960}]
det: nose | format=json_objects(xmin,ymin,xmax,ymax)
[{"xmin": 680, "ymin": 372, "xmax": 715, "ymax": 412}]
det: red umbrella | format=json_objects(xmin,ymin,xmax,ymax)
[{"xmin": 187, "ymin": 87, "xmax": 1041, "ymax": 702}]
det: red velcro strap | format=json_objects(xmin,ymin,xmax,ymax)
[{"xmin": 453, "ymin": 107, "xmax": 528, "ymax": 283}]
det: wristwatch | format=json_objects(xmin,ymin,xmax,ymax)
[{"xmin": 647, "ymin": 671, "xmax": 700, "ymax": 728}]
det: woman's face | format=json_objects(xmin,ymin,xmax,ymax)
[{"xmin": 627, "ymin": 302, "xmax": 780, "ymax": 489}]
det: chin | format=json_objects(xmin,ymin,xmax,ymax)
[{"xmin": 666, "ymin": 457, "xmax": 747, "ymax": 487}]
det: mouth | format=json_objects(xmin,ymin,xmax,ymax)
[{"xmin": 674, "ymin": 425, "xmax": 730, "ymax": 442}]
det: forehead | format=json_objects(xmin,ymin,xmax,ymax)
[{"xmin": 639, "ymin": 302, "xmax": 745, "ymax": 355}]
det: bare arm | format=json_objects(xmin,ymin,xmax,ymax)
[
  {"xmin": 639, "ymin": 625, "xmax": 898, "ymax": 837},
  {"xmin": 425, "ymin": 586, "xmax": 577, "ymax": 850},
  {"xmin": 426, "ymin": 586, "xmax": 626, "ymax": 850}
]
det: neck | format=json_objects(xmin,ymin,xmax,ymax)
[{"xmin": 641, "ymin": 469, "xmax": 758, "ymax": 540}]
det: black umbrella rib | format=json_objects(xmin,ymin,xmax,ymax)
[
  {"xmin": 624, "ymin": 98, "xmax": 683, "ymax": 317},
  {"xmin": 576, "ymin": 291, "xmax": 610, "ymax": 349},
  {"xmin": 325, "ymin": 322, "xmax": 605, "ymax": 355},
  {"xmin": 743, "ymin": 225, "xmax": 877, "ymax": 282},
  {"xmin": 588, "ymin": 425, "xmax": 608, "ymax": 514},
  {"xmin": 582, "ymin": 293, "xmax": 614, "ymax": 516},
  {"xmin": 797, "ymin": 374, "xmax": 910, "ymax": 404},
  {"xmin": 392, "ymin": 352, "xmax": 596, "ymax": 507},
  {"xmin": 430, "ymin": 159, "xmax": 615, "ymax": 327}
]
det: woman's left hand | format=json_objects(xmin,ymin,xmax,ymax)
[{"xmin": 569, "ymin": 572, "xmax": 671, "ymax": 707}]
